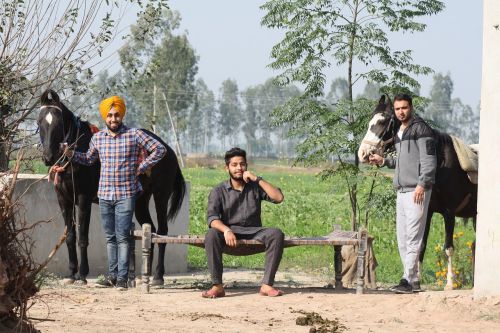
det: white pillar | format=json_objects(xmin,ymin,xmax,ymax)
[{"xmin": 474, "ymin": 0, "xmax": 500, "ymax": 298}]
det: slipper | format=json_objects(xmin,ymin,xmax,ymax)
[
  {"xmin": 259, "ymin": 288, "xmax": 284, "ymax": 297},
  {"xmin": 201, "ymin": 288, "xmax": 225, "ymax": 299}
]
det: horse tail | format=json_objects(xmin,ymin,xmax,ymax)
[
  {"xmin": 166, "ymin": 167, "xmax": 186, "ymax": 222},
  {"xmin": 41, "ymin": 89, "xmax": 61, "ymax": 105}
]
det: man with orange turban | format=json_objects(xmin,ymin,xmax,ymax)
[{"xmin": 65, "ymin": 96, "xmax": 166, "ymax": 291}]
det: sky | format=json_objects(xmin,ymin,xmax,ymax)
[{"xmin": 105, "ymin": 0, "xmax": 484, "ymax": 107}]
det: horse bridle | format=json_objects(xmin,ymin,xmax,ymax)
[
  {"xmin": 361, "ymin": 113, "xmax": 396, "ymax": 154},
  {"xmin": 39, "ymin": 104, "xmax": 81, "ymax": 165},
  {"xmin": 40, "ymin": 105, "xmax": 63, "ymax": 112}
]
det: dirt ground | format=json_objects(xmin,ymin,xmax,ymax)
[{"xmin": 28, "ymin": 269, "xmax": 500, "ymax": 333}]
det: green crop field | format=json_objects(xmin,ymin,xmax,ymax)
[{"xmin": 183, "ymin": 165, "xmax": 475, "ymax": 288}]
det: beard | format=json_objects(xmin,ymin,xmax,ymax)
[
  {"xmin": 229, "ymin": 170, "xmax": 244, "ymax": 181},
  {"xmin": 106, "ymin": 122, "xmax": 122, "ymax": 133}
]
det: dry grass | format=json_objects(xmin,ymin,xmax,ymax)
[{"xmin": 0, "ymin": 153, "xmax": 65, "ymax": 333}]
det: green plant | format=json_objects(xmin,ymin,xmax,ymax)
[{"xmin": 434, "ymin": 230, "xmax": 474, "ymax": 289}]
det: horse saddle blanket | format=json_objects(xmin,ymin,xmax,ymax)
[{"xmin": 450, "ymin": 135, "xmax": 478, "ymax": 184}]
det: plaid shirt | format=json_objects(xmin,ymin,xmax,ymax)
[{"xmin": 73, "ymin": 125, "xmax": 166, "ymax": 200}]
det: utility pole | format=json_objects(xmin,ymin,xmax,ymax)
[
  {"xmin": 152, "ymin": 84, "xmax": 157, "ymax": 134},
  {"xmin": 161, "ymin": 92, "xmax": 184, "ymax": 168},
  {"xmin": 151, "ymin": 83, "xmax": 156, "ymax": 134}
]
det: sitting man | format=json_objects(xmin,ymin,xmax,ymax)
[{"xmin": 202, "ymin": 147, "xmax": 285, "ymax": 298}]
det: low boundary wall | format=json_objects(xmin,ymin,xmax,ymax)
[{"xmin": 13, "ymin": 174, "xmax": 190, "ymax": 277}]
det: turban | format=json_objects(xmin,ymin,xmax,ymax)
[{"xmin": 99, "ymin": 96, "xmax": 126, "ymax": 120}]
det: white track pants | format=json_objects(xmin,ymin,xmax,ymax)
[{"xmin": 396, "ymin": 189, "xmax": 432, "ymax": 283}]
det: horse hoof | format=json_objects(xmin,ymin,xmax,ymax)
[
  {"xmin": 128, "ymin": 280, "xmax": 137, "ymax": 288},
  {"xmin": 63, "ymin": 277, "xmax": 76, "ymax": 285},
  {"xmin": 75, "ymin": 278, "xmax": 88, "ymax": 286},
  {"xmin": 444, "ymin": 284, "xmax": 454, "ymax": 291},
  {"xmin": 151, "ymin": 278, "xmax": 164, "ymax": 286}
]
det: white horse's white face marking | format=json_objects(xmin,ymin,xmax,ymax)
[
  {"xmin": 364, "ymin": 113, "xmax": 385, "ymax": 142},
  {"xmin": 357, "ymin": 113, "xmax": 386, "ymax": 163},
  {"xmin": 45, "ymin": 112, "xmax": 53, "ymax": 125}
]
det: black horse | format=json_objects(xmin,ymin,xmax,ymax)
[
  {"xmin": 358, "ymin": 94, "xmax": 477, "ymax": 289},
  {"xmin": 37, "ymin": 89, "xmax": 186, "ymax": 285}
]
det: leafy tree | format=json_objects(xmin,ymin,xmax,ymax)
[
  {"xmin": 118, "ymin": 8, "xmax": 198, "ymax": 145},
  {"xmin": 261, "ymin": 0, "xmax": 445, "ymax": 230},
  {"xmin": 423, "ymin": 72, "xmax": 479, "ymax": 144},
  {"xmin": 449, "ymin": 100, "xmax": 479, "ymax": 144},
  {"xmin": 187, "ymin": 79, "xmax": 216, "ymax": 153},
  {"xmin": 0, "ymin": 0, "xmax": 168, "ymax": 171},
  {"xmin": 326, "ymin": 78, "xmax": 349, "ymax": 104},
  {"xmin": 241, "ymin": 86, "xmax": 260, "ymax": 156},
  {"xmin": 426, "ymin": 72, "xmax": 454, "ymax": 128},
  {"xmin": 254, "ymin": 80, "xmax": 301, "ymax": 158},
  {"xmin": 359, "ymin": 81, "xmax": 383, "ymax": 100},
  {"xmin": 217, "ymin": 79, "xmax": 241, "ymax": 149}
]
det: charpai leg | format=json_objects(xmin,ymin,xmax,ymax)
[
  {"xmin": 334, "ymin": 246, "xmax": 343, "ymax": 289},
  {"xmin": 141, "ymin": 223, "xmax": 152, "ymax": 293},
  {"xmin": 356, "ymin": 229, "xmax": 368, "ymax": 295}
]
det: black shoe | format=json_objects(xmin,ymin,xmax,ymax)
[
  {"xmin": 115, "ymin": 280, "xmax": 128, "ymax": 291},
  {"xmin": 411, "ymin": 281, "xmax": 422, "ymax": 292},
  {"xmin": 95, "ymin": 276, "xmax": 116, "ymax": 288},
  {"xmin": 390, "ymin": 279, "xmax": 413, "ymax": 294}
]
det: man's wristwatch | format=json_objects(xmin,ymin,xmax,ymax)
[{"xmin": 255, "ymin": 176, "xmax": 263, "ymax": 184}]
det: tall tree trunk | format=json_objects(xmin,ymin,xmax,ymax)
[{"xmin": 347, "ymin": 0, "xmax": 360, "ymax": 231}]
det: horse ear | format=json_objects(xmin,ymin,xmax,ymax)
[
  {"xmin": 41, "ymin": 89, "xmax": 60, "ymax": 105},
  {"xmin": 378, "ymin": 95, "xmax": 386, "ymax": 105},
  {"xmin": 49, "ymin": 89, "xmax": 60, "ymax": 103},
  {"xmin": 40, "ymin": 90, "xmax": 50, "ymax": 105},
  {"xmin": 384, "ymin": 93, "xmax": 392, "ymax": 105}
]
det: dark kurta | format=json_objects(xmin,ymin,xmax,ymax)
[{"xmin": 206, "ymin": 179, "xmax": 281, "ymax": 235}]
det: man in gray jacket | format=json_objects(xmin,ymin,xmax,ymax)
[{"xmin": 369, "ymin": 93, "xmax": 437, "ymax": 293}]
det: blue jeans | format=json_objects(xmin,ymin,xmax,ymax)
[{"xmin": 99, "ymin": 196, "xmax": 136, "ymax": 282}]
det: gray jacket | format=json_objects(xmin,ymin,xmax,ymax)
[{"xmin": 384, "ymin": 116, "xmax": 437, "ymax": 192}]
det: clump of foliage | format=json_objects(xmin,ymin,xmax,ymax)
[{"xmin": 0, "ymin": 159, "xmax": 38, "ymax": 331}]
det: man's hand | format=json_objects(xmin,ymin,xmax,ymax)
[
  {"xmin": 413, "ymin": 185, "xmax": 425, "ymax": 205},
  {"xmin": 50, "ymin": 165, "xmax": 66, "ymax": 174},
  {"xmin": 62, "ymin": 143, "xmax": 74, "ymax": 159},
  {"xmin": 138, "ymin": 168, "xmax": 152, "ymax": 177},
  {"xmin": 242, "ymin": 170, "xmax": 257, "ymax": 183},
  {"xmin": 224, "ymin": 229, "xmax": 237, "ymax": 247},
  {"xmin": 368, "ymin": 153, "xmax": 384, "ymax": 166}
]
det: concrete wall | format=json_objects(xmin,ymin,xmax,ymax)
[
  {"xmin": 474, "ymin": 0, "xmax": 500, "ymax": 298},
  {"xmin": 13, "ymin": 174, "xmax": 189, "ymax": 277}
]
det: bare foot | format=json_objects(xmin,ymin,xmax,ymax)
[
  {"xmin": 259, "ymin": 284, "xmax": 284, "ymax": 297},
  {"xmin": 202, "ymin": 284, "xmax": 226, "ymax": 298}
]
